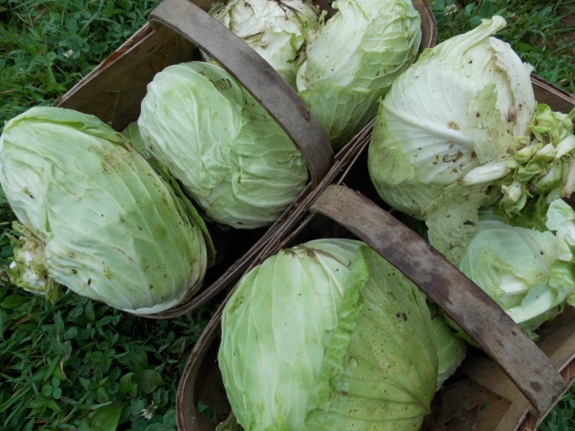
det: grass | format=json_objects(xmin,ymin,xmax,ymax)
[
  {"xmin": 0, "ymin": 0, "xmax": 575, "ymax": 430},
  {"xmin": 0, "ymin": 287, "xmax": 214, "ymax": 430},
  {"xmin": 0, "ymin": 0, "xmax": 162, "ymax": 133}
]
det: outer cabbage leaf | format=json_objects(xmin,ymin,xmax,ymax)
[
  {"xmin": 0, "ymin": 107, "xmax": 209, "ymax": 314},
  {"xmin": 216, "ymin": 412, "xmax": 243, "ymax": 431},
  {"xmin": 139, "ymin": 61, "xmax": 309, "ymax": 229},
  {"xmin": 425, "ymin": 182, "xmax": 494, "ymax": 264},
  {"xmin": 457, "ymin": 200, "xmax": 575, "ymax": 338},
  {"xmin": 428, "ymin": 306, "xmax": 466, "ymax": 390},
  {"xmin": 122, "ymin": 121, "xmax": 216, "ymax": 266},
  {"xmin": 122, "ymin": 120, "xmax": 149, "ymax": 158},
  {"xmin": 219, "ymin": 239, "xmax": 437, "ymax": 431},
  {"xmin": 296, "ymin": 0, "xmax": 421, "ymax": 148},
  {"xmin": 210, "ymin": 0, "xmax": 321, "ymax": 88}
]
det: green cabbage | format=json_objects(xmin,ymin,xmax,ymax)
[
  {"xmin": 0, "ymin": 107, "xmax": 211, "ymax": 314},
  {"xmin": 296, "ymin": 0, "xmax": 421, "ymax": 148},
  {"xmin": 368, "ymin": 17, "xmax": 538, "ymax": 263},
  {"xmin": 138, "ymin": 61, "xmax": 309, "ymax": 229},
  {"xmin": 218, "ymin": 238, "xmax": 437, "ymax": 431},
  {"xmin": 457, "ymin": 200, "xmax": 575, "ymax": 339},
  {"xmin": 209, "ymin": 0, "xmax": 321, "ymax": 88}
]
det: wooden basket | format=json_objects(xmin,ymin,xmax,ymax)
[
  {"xmin": 174, "ymin": 76, "xmax": 575, "ymax": 431},
  {"xmin": 52, "ymin": 0, "xmax": 437, "ymax": 319}
]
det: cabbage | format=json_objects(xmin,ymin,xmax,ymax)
[
  {"xmin": 138, "ymin": 61, "xmax": 309, "ymax": 229},
  {"xmin": 209, "ymin": 0, "xmax": 321, "ymax": 88},
  {"xmin": 296, "ymin": 0, "xmax": 421, "ymax": 148},
  {"xmin": 218, "ymin": 238, "xmax": 437, "ymax": 431},
  {"xmin": 368, "ymin": 17, "xmax": 537, "ymax": 263},
  {"xmin": 457, "ymin": 200, "xmax": 575, "ymax": 339},
  {"xmin": 0, "ymin": 107, "xmax": 211, "ymax": 314}
]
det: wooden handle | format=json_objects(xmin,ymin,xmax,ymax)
[
  {"xmin": 310, "ymin": 184, "xmax": 567, "ymax": 416},
  {"xmin": 148, "ymin": 0, "xmax": 333, "ymax": 186}
]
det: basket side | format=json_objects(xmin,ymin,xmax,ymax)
[
  {"xmin": 531, "ymin": 74, "xmax": 575, "ymax": 114},
  {"xmin": 177, "ymin": 306, "xmax": 228, "ymax": 431},
  {"xmin": 54, "ymin": 24, "xmax": 198, "ymax": 130},
  {"xmin": 412, "ymin": 0, "xmax": 437, "ymax": 53}
]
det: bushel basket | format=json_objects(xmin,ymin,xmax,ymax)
[
  {"xmin": 174, "ymin": 76, "xmax": 575, "ymax": 431},
  {"xmin": 52, "ymin": 0, "xmax": 437, "ymax": 319}
]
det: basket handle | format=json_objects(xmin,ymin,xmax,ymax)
[
  {"xmin": 148, "ymin": 0, "xmax": 333, "ymax": 186},
  {"xmin": 310, "ymin": 184, "xmax": 567, "ymax": 416}
]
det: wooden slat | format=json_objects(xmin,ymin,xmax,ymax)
[
  {"xmin": 447, "ymin": 406, "xmax": 480, "ymax": 431},
  {"xmin": 310, "ymin": 185, "xmax": 566, "ymax": 416},
  {"xmin": 439, "ymin": 379, "xmax": 490, "ymax": 423},
  {"xmin": 148, "ymin": 0, "xmax": 334, "ymax": 186},
  {"xmin": 462, "ymin": 356, "xmax": 520, "ymax": 403},
  {"xmin": 476, "ymin": 398, "xmax": 514, "ymax": 431},
  {"xmin": 516, "ymin": 331, "xmax": 575, "ymax": 429},
  {"xmin": 531, "ymin": 74, "xmax": 575, "ymax": 114}
]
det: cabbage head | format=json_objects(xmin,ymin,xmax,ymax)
[
  {"xmin": 209, "ymin": 0, "xmax": 321, "ymax": 88},
  {"xmin": 457, "ymin": 200, "xmax": 575, "ymax": 339},
  {"xmin": 218, "ymin": 238, "xmax": 437, "ymax": 431},
  {"xmin": 138, "ymin": 61, "xmax": 309, "ymax": 229},
  {"xmin": 296, "ymin": 0, "xmax": 421, "ymax": 148},
  {"xmin": 0, "ymin": 107, "xmax": 212, "ymax": 314},
  {"xmin": 368, "ymin": 16, "xmax": 536, "ymax": 263}
]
